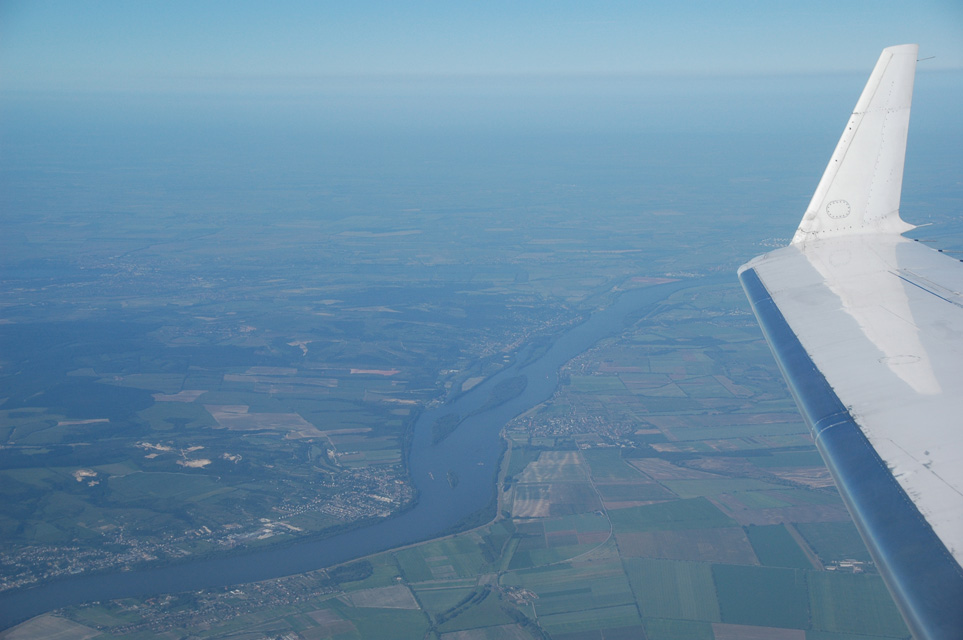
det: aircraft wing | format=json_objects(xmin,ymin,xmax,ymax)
[{"xmin": 739, "ymin": 45, "xmax": 963, "ymax": 639}]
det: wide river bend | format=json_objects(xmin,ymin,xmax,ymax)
[{"xmin": 0, "ymin": 277, "xmax": 709, "ymax": 629}]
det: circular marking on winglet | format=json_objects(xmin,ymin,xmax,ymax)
[
  {"xmin": 827, "ymin": 199, "xmax": 851, "ymax": 219},
  {"xmin": 880, "ymin": 354, "xmax": 920, "ymax": 365}
]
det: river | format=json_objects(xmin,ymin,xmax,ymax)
[{"xmin": 0, "ymin": 277, "xmax": 706, "ymax": 629}]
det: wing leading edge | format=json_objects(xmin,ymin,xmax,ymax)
[{"xmin": 739, "ymin": 45, "xmax": 963, "ymax": 639}]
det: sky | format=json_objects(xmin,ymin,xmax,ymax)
[{"xmin": 1, "ymin": 0, "xmax": 962, "ymax": 93}]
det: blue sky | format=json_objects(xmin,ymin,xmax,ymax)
[{"xmin": 2, "ymin": 0, "xmax": 962, "ymax": 92}]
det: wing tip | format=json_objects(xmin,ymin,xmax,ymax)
[
  {"xmin": 792, "ymin": 45, "xmax": 918, "ymax": 245},
  {"xmin": 882, "ymin": 43, "xmax": 919, "ymax": 56}
]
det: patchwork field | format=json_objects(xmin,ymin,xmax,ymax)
[
  {"xmin": 625, "ymin": 558, "xmax": 720, "ymax": 622},
  {"xmin": 516, "ymin": 452, "xmax": 589, "ymax": 483},
  {"xmin": 616, "ymin": 527, "xmax": 758, "ymax": 564},
  {"xmin": 42, "ymin": 283, "xmax": 910, "ymax": 639},
  {"xmin": 712, "ymin": 564, "xmax": 810, "ymax": 629}
]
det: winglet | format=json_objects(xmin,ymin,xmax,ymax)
[{"xmin": 792, "ymin": 44, "xmax": 918, "ymax": 244}]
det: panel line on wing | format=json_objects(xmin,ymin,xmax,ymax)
[{"xmin": 894, "ymin": 270, "xmax": 963, "ymax": 309}]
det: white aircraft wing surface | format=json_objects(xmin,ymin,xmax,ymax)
[{"xmin": 739, "ymin": 44, "xmax": 963, "ymax": 639}]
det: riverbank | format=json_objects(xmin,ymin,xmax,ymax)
[{"xmin": 0, "ymin": 278, "xmax": 706, "ymax": 630}]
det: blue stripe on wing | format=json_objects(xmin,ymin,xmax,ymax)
[{"xmin": 740, "ymin": 266, "xmax": 963, "ymax": 640}]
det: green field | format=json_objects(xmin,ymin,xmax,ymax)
[
  {"xmin": 108, "ymin": 471, "xmax": 226, "ymax": 502},
  {"xmin": 660, "ymin": 478, "xmax": 783, "ymax": 498},
  {"xmin": 531, "ymin": 577, "xmax": 635, "ymax": 618},
  {"xmin": 413, "ymin": 586, "xmax": 475, "ymax": 615},
  {"xmin": 394, "ymin": 534, "xmax": 491, "ymax": 582},
  {"xmin": 137, "ymin": 402, "xmax": 218, "ymax": 431},
  {"xmin": 512, "ymin": 563, "xmax": 636, "ymax": 619},
  {"xmin": 750, "ymin": 450, "xmax": 826, "ymax": 467},
  {"xmin": 338, "ymin": 555, "xmax": 403, "ymax": 591},
  {"xmin": 661, "ymin": 422, "xmax": 809, "ymax": 440},
  {"xmin": 504, "ymin": 445, "xmax": 542, "ymax": 480},
  {"xmin": 581, "ymin": 448, "xmax": 645, "ymax": 481},
  {"xmin": 434, "ymin": 588, "xmax": 517, "ymax": 632},
  {"xmin": 745, "ymin": 524, "xmax": 813, "ymax": 569},
  {"xmin": 808, "ymin": 571, "xmax": 909, "ymax": 636},
  {"xmin": 608, "ymin": 497, "xmax": 736, "ymax": 533},
  {"xmin": 642, "ymin": 617, "xmax": 714, "ymax": 640},
  {"xmin": 712, "ymin": 564, "xmax": 809, "ymax": 629},
  {"xmin": 595, "ymin": 482, "xmax": 676, "ymax": 502},
  {"xmin": 616, "ymin": 527, "xmax": 757, "ymax": 564},
  {"xmin": 326, "ymin": 599, "xmax": 431, "ymax": 639},
  {"xmin": 624, "ymin": 558, "xmax": 720, "ymax": 622},
  {"xmin": 568, "ymin": 376, "xmax": 630, "ymax": 394},
  {"xmin": 796, "ymin": 521, "xmax": 874, "ymax": 564},
  {"xmin": 108, "ymin": 373, "xmax": 187, "ymax": 393},
  {"xmin": 772, "ymin": 489, "xmax": 842, "ymax": 506},
  {"xmin": 726, "ymin": 490, "xmax": 793, "ymax": 509},
  {"xmin": 538, "ymin": 604, "xmax": 642, "ymax": 636},
  {"xmin": 545, "ymin": 512, "xmax": 610, "ymax": 534}
]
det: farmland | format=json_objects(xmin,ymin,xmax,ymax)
[{"xmin": 30, "ymin": 281, "xmax": 911, "ymax": 639}]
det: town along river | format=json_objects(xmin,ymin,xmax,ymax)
[{"xmin": 0, "ymin": 278, "xmax": 704, "ymax": 629}]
